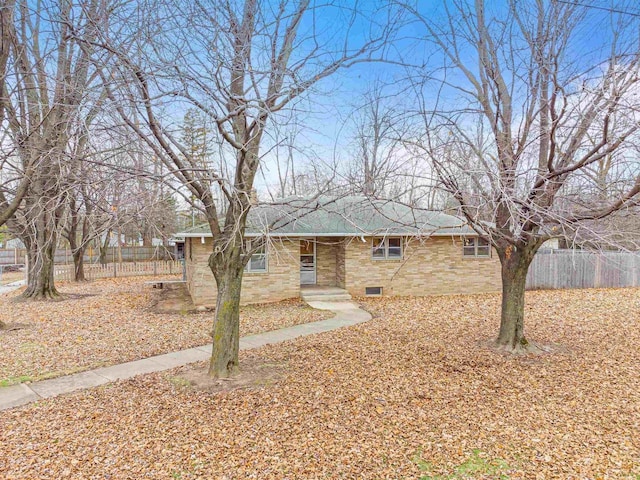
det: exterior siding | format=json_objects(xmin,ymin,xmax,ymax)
[
  {"xmin": 186, "ymin": 237, "xmax": 300, "ymax": 307},
  {"xmin": 343, "ymin": 236, "xmax": 501, "ymax": 297}
]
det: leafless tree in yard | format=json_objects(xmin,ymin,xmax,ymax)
[
  {"xmin": 402, "ymin": 0, "xmax": 640, "ymax": 352},
  {"xmin": 0, "ymin": 0, "xmax": 18, "ymax": 330},
  {"xmin": 261, "ymin": 123, "xmax": 344, "ymax": 201},
  {"xmin": 96, "ymin": 0, "xmax": 398, "ymax": 377},
  {"xmin": 61, "ymin": 145, "xmax": 121, "ymax": 281},
  {"xmin": 346, "ymin": 81, "xmax": 408, "ymax": 197},
  {"xmin": 0, "ymin": 0, "xmax": 33, "ymax": 229},
  {"xmin": 3, "ymin": 0, "xmax": 109, "ymax": 299},
  {"xmin": 343, "ymin": 81, "xmax": 451, "ymax": 207}
]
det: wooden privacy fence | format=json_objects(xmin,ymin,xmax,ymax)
[
  {"xmin": 526, "ymin": 250, "xmax": 640, "ymax": 290},
  {"xmin": 0, "ymin": 246, "xmax": 174, "ymax": 265},
  {"xmin": 0, "ymin": 249, "xmax": 23, "ymax": 265},
  {"xmin": 53, "ymin": 260, "xmax": 184, "ymax": 282}
]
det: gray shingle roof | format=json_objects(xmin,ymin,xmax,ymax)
[{"xmin": 176, "ymin": 196, "xmax": 477, "ymax": 237}]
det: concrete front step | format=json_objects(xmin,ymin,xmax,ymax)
[
  {"xmin": 302, "ymin": 294, "xmax": 353, "ymax": 302},
  {"xmin": 300, "ymin": 287, "xmax": 352, "ymax": 303}
]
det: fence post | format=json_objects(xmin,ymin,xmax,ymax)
[
  {"xmin": 594, "ymin": 254, "xmax": 602, "ymax": 289},
  {"xmin": 153, "ymin": 261, "xmax": 157, "ymax": 276},
  {"xmin": 14, "ymin": 248, "xmax": 18, "ymax": 264}
]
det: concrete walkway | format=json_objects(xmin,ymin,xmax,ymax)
[
  {"xmin": 0, "ymin": 299, "xmax": 371, "ymax": 411},
  {"xmin": 0, "ymin": 279, "xmax": 25, "ymax": 296}
]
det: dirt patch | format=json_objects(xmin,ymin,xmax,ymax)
[
  {"xmin": 150, "ymin": 282, "xmax": 196, "ymax": 314},
  {"xmin": 170, "ymin": 358, "xmax": 286, "ymax": 394}
]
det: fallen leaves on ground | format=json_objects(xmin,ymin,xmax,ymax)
[
  {"xmin": 1, "ymin": 288, "xmax": 639, "ymax": 479},
  {"xmin": 0, "ymin": 277, "xmax": 331, "ymax": 383},
  {"xmin": 0, "ymin": 270, "xmax": 24, "ymax": 286}
]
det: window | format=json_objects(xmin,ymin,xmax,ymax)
[
  {"xmin": 244, "ymin": 238, "xmax": 267, "ymax": 272},
  {"xmin": 463, "ymin": 237, "xmax": 491, "ymax": 257},
  {"xmin": 371, "ymin": 237, "xmax": 402, "ymax": 260},
  {"xmin": 365, "ymin": 286, "xmax": 383, "ymax": 296},
  {"xmin": 372, "ymin": 238, "xmax": 386, "ymax": 259}
]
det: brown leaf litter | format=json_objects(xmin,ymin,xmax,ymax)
[
  {"xmin": 0, "ymin": 276, "xmax": 331, "ymax": 384},
  {"xmin": 1, "ymin": 288, "xmax": 639, "ymax": 478}
]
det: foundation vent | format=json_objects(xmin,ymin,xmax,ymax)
[{"xmin": 365, "ymin": 286, "xmax": 382, "ymax": 296}]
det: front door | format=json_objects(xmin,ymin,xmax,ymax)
[{"xmin": 300, "ymin": 239, "xmax": 316, "ymax": 285}]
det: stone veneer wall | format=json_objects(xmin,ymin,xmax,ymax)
[
  {"xmin": 185, "ymin": 237, "xmax": 300, "ymax": 307},
  {"xmin": 343, "ymin": 236, "xmax": 501, "ymax": 297}
]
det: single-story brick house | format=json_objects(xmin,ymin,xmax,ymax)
[{"xmin": 176, "ymin": 196, "xmax": 501, "ymax": 306}]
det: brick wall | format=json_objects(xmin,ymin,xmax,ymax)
[
  {"xmin": 185, "ymin": 237, "xmax": 300, "ymax": 307},
  {"xmin": 315, "ymin": 237, "xmax": 340, "ymax": 287},
  {"xmin": 185, "ymin": 234, "xmax": 502, "ymax": 306},
  {"xmin": 336, "ymin": 240, "xmax": 346, "ymax": 288},
  {"xmin": 343, "ymin": 236, "xmax": 501, "ymax": 297}
]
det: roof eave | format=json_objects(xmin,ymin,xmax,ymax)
[{"xmin": 175, "ymin": 230, "xmax": 478, "ymax": 238}]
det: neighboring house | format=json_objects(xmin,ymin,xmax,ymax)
[
  {"xmin": 2, "ymin": 238, "xmax": 25, "ymax": 249},
  {"xmin": 174, "ymin": 237, "xmax": 185, "ymax": 260},
  {"xmin": 176, "ymin": 196, "xmax": 501, "ymax": 306},
  {"xmin": 540, "ymin": 237, "xmax": 561, "ymax": 251}
]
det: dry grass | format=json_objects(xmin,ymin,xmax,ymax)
[
  {"xmin": 1, "ymin": 288, "xmax": 639, "ymax": 478},
  {"xmin": 0, "ymin": 276, "xmax": 331, "ymax": 384}
]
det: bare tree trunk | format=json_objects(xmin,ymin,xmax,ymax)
[
  {"xmin": 142, "ymin": 228, "xmax": 152, "ymax": 247},
  {"xmin": 495, "ymin": 246, "xmax": 536, "ymax": 352},
  {"xmin": 23, "ymin": 235, "xmax": 60, "ymax": 300},
  {"xmin": 99, "ymin": 232, "xmax": 110, "ymax": 265},
  {"xmin": 73, "ymin": 248, "xmax": 86, "ymax": 282},
  {"xmin": 208, "ymin": 247, "xmax": 244, "ymax": 378}
]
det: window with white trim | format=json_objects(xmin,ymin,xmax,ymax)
[
  {"xmin": 244, "ymin": 238, "xmax": 267, "ymax": 272},
  {"xmin": 463, "ymin": 237, "xmax": 490, "ymax": 257},
  {"xmin": 372, "ymin": 237, "xmax": 402, "ymax": 260}
]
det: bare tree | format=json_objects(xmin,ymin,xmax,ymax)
[
  {"xmin": 404, "ymin": 0, "xmax": 640, "ymax": 352},
  {"xmin": 261, "ymin": 124, "xmax": 344, "ymax": 201},
  {"xmin": 3, "ymin": 0, "xmax": 108, "ymax": 299},
  {"xmin": 61, "ymin": 153, "xmax": 118, "ymax": 281},
  {"xmin": 0, "ymin": 0, "xmax": 32, "ymax": 228},
  {"xmin": 97, "ymin": 0, "xmax": 396, "ymax": 377},
  {"xmin": 262, "ymin": 125, "xmax": 302, "ymax": 200},
  {"xmin": 347, "ymin": 81, "xmax": 407, "ymax": 197}
]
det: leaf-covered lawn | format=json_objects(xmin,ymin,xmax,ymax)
[
  {"xmin": 0, "ymin": 270, "xmax": 23, "ymax": 285},
  {"xmin": 0, "ymin": 277, "xmax": 331, "ymax": 384},
  {"xmin": 1, "ymin": 288, "xmax": 639, "ymax": 479}
]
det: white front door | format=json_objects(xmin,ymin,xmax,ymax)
[{"xmin": 300, "ymin": 239, "xmax": 316, "ymax": 285}]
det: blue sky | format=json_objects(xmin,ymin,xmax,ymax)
[{"xmin": 258, "ymin": 0, "xmax": 640, "ymax": 179}]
